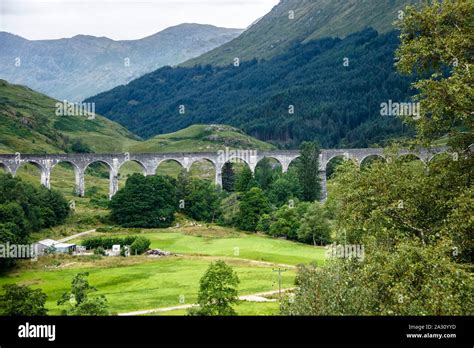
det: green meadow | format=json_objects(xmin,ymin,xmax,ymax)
[{"xmin": 0, "ymin": 255, "xmax": 296, "ymax": 315}]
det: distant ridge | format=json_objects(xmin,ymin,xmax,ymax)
[{"xmin": 0, "ymin": 24, "xmax": 243, "ymax": 101}]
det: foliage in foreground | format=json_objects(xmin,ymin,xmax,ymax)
[
  {"xmin": 188, "ymin": 261, "xmax": 240, "ymax": 316},
  {"xmin": 0, "ymin": 284, "xmax": 48, "ymax": 316},
  {"xmin": 283, "ymin": 0, "xmax": 474, "ymax": 316},
  {"xmin": 282, "ymin": 238, "xmax": 473, "ymax": 316},
  {"xmin": 396, "ymin": 0, "xmax": 473, "ymax": 144},
  {"xmin": 283, "ymin": 153, "xmax": 473, "ymax": 315},
  {"xmin": 57, "ymin": 272, "xmax": 109, "ymax": 316}
]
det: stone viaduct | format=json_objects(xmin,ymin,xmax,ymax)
[{"xmin": 0, "ymin": 147, "xmax": 448, "ymax": 201}]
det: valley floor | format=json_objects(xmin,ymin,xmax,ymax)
[
  {"xmin": 0, "ymin": 153, "xmax": 326, "ymax": 316},
  {"xmin": 0, "ymin": 225, "xmax": 325, "ymax": 316}
]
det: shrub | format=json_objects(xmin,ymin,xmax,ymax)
[
  {"xmin": 81, "ymin": 236, "xmax": 141, "ymax": 250},
  {"xmin": 130, "ymin": 236, "xmax": 151, "ymax": 255},
  {"xmin": 94, "ymin": 247, "xmax": 106, "ymax": 256}
]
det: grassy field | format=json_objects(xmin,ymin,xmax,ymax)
[
  {"xmin": 155, "ymin": 301, "xmax": 280, "ymax": 316},
  {"xmin": 91, "ymin": 227, "xmax": 326, "ymax": 266},
  {"xmin": 0, "ymin": 206, "xmax": 324, "ymax": 316},
  {"xmin": 0, "ymin": 254, "xmax": 295, "ymax": 315}
]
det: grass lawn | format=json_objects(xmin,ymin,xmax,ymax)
[
  {"xmin": 155, "ymin": 301, "xmax": 280, "ymax": 316},
  {"xmin": 0, "ymin": 256, "xmax": 294, "ymax": 315},
  {"xmin": 80, "ymin": 226, "xmax": 326, "ymax": 266}
]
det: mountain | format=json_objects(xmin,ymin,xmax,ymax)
[
  {"xmin": 0, "ymin": 24, "xmax": 243, "ymax": 102},
  {"xmin": 0, "ymin": 80, "xmax": 274, "ymax": 154},
  {"xmin": 87, "ymin": 28, "xmax": 415, "ymax": 148},
  {"xmin": 183, "ymin": 0, "xmax": 420, "ymax": 67}
]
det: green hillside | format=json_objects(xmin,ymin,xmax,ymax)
[
  {"xmin": 0, "ymin": 80, "xmax": 275, "ymax": 154},
  {"xmin": 88, "ymin": 29, "xmax": 415, "ymax": 147},
  {"xmin": 184, "ymin": 0, "xmax": 420, "ymax": 67},
  {"xmin": 129, "ymin": 124, "xmax": 276, "ymax": 152},
  {"xmin": 0, "ymin": 79, "xmax": 139, "ymax": 154}
]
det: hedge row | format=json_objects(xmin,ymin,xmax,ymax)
[{"xmin": 81, "ymin": 236, "xmax": 140, "ymax": 250}]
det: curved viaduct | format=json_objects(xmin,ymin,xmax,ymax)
[{"xmin": 0, "ymin": 147, "xmax": 447, "ymax": 201}]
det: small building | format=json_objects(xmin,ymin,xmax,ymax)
[{"xmin": 35, "ymin": 239, "xmax": 76, "ymax": 255}]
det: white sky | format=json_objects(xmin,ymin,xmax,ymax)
[{"xmin": 0, "ymin": 0, "xmax": 279, "ymax": 40}]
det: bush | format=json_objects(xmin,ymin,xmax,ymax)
[
  {"xmin": 82, "ymin": 236, "xmax": 141, "ymax": 250},
  {"xmin": 130, "ymin": 236, "xmax": 151, "ymax": 255},
  {"xmin": 94, "ymin": 247, "xmax": 106, "ymax": 256}
]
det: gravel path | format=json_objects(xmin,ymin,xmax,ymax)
[
  {"xmin": 118, "ymin": 288, "xmax": 294, "ymax": 316},
  {"xmin": 58, "ymin": 229, "xmax": 96, "ymax": 243}
]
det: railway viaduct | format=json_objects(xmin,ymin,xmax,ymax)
[{"xmin": 0, "ymin": 147, "xmax": 448, "ymax": 201}]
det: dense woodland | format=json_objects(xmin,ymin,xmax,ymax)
[{"xmin": 88, "ymin": 28, "xmax": 415, "ymax": 148}]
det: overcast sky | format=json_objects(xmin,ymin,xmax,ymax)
[{"xmin": 0, "ymin": 0, "xmax": 279, "ymax": 40}]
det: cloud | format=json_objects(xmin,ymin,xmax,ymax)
[{"xmin": 0, "ymin": 0, "xmax": 279, "ymax": 40}]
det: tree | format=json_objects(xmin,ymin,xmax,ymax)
[
  {"xmin": 282, "ymin": 0, "xmax": 474, "ymax": 316},
  {"xmin": 70, "ymin": 139, "xmax": 92, "ymax": 153},
  {"xmin": 297, "ymin": 202, "xmax": 331, "ymax": 245},
  {"xmin": 0, "ymin": 284, "xmax": 48, "ymax": 316},
  {"xmin": 237, "ymin": 187, "xmax": 271, "ymax": 231},
  {"xmin": 268, "ymin": 206, "xmax": 301, "ymax": 240},
  {"xmin": 109, "ymin": 174, "xmax": 177, "ymax": 228},
  {"xmin": 254, "ymin": 158, "xmax": 275, "ymax": 191},
  {"xmin": 256, "ymin": 213, "xmax": 273, "ymax": 234},
  {"xmin": 184, "ymin": 179, "xmax": 221, "ymax": 222},
  {"xmin": 217, "ymin": 193, "xmax": 241, "ymax": 227},
  {"xmin": 176, "ymin": 169, "xmax": 191, "ymax": 202},
  {"xmin": 0, "ymin": 174, "xmax": 69, "ymax": 269},
  {"xmin": 58, "ymin": 272, "xmax": 109, "ymax": 316},
  {"xmin": 221, "ymin": 162, "xmax": 235, "ymax": 192},
  {"xmin": 188, "ymin": 261, "xmax": 240, "ymax": 316},
  {"xmin": 268, "ymin": 171, "xmax": 302, "ymax": 207},
  {"xmin": 396, "ymin": 0, "xmax": 473, "ymax": 145},
  {"xmin": 297, "ymin": 142, "xmax": 321, "ymax": 201},
  {"xmin": 332, "ymin": 152, "xmax": 472, "ymax": 252},
  {"xmin": 234, "ymin": 166, "xmax": 255, "ymax": 192}
]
